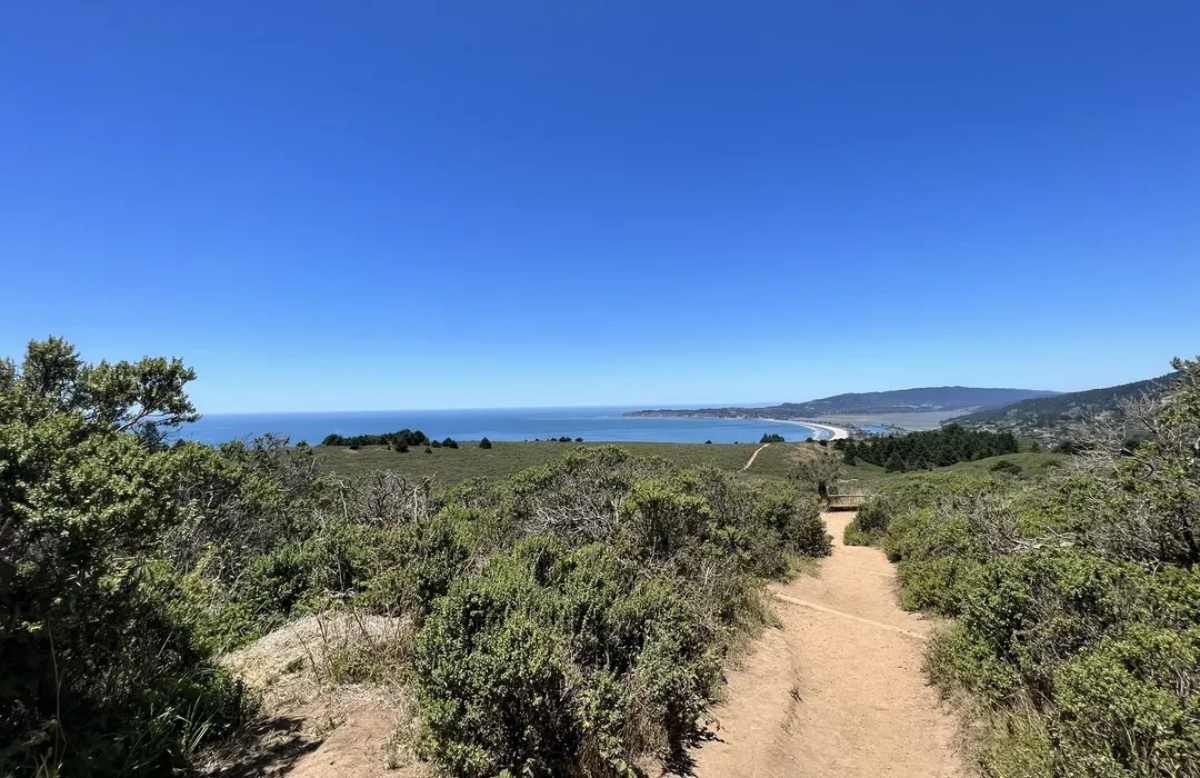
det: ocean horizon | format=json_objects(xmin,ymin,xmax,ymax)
[{"xmin": 175, "ymin": 407, "xmax": 828, "ymax": 446}]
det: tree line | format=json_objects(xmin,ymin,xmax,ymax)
[
  {"xmin": 833, "ymin": 424, "xmax": 1018, "ymax": 471},
  {"xmin": 321, "ymin": 428, "xmax": 430, "ymax": 448}
]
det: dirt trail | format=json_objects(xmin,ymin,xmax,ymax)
[
  {"xmin": 690, "ymin": 511, "xmax": 969, "ymax": 778},
  {"xmin": 742, "ymin": 443, "xmax": 770, "ymax": 471}
]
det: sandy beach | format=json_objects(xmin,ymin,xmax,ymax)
[{"xmin": 762, "ymin": 418, "xmax": 850, "ymax": 440}]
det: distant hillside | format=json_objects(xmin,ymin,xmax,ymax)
[
  {"xmin": 627, "ymin": 386, "xmax": 1057, "ymax": 420},
  {"xmin": 956, "ymin": 373, "xmax": 1181, "ymax": 437}
]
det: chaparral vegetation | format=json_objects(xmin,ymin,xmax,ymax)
[
  {"xmin": 6, "ymin": 336, "xmax": 1198, "ymax": 778},
  {"xmin": 0, "ymin": 337, "xmax": 831, "ymax": 777},
  {"xmin": 844, "ymin": 357, "xmax": 1200, "ymax": 776}
]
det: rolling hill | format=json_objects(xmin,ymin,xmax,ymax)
[
  {"xmin": 956, "ymin": 372, "xmax": 1180, "ymax": 437},
  {"xmin": 627, "ymin": 386, "xmax": 1057, "ymax": 420}
]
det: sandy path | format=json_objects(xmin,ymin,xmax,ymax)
[
  {"xmin": 689, "ymin": 512, "xmax": 969, "ymax": 778},
  {"xmin": 742, "ymin": 443, "xmax": 771, "ymax": 471}
]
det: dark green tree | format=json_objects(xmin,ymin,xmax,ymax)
[{"xmin": 0, "ymin": 338, "xmax": 242, "ymax": 775}]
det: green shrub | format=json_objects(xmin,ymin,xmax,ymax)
[
  {"xmin": 409, "ymin": 450, "xmax": 830, "ymax": 776},
  {"xmin": 1052, "ymin": 625, "xmax": 1200, "ymax": 774},
  {"xmin": 750, "ymin": 482, "xmax": 830, "ymax": 558},
  {"xmin": 989, "ymin": 459, "xmax": 1023, "ymax": 476},
  {"xmin": 141, "ymin": 557, "xmax": 260, "ymax": 655},
  {"xmin": 619, "ymin": 478, "xmax": 712, "ymax": 559},
  {"xmin": 414, "ymin": 540, "xmax": 718, "ymax": 777},
  {"xmin": 359, "ymin": 509, "xmax": 473, "ymax": 618},
  {"xmin": 0, "ymin": 338, "xmax": 250, "ymax": 775},
  {"xmin": 843, "ymin": 495, "xmax": 895, "ymax": 546},
  {"xmin": 845, "ymin": 471, "xmax": 999, "ymax": 549},
  {"xmin": 876, "ymin": 357, "xmax": 1200, "ymax": 775},
  {"xmin": 240, "ymin": 543, "xmax": 317, "ymax": 619}
]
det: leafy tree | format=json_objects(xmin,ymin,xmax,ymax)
[
  {"xmin": 479, "ymin": 437, "xmax": 493, "ymax": 449},
  {"xmin": 791, "ymin": 451, "xmax": 843, "ymax": 500},
  {"xmin": 0, "ymin": 338, "xmax": 243, "ymax": 775}
]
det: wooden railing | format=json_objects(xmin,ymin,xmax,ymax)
[{"xmin": 827, "ymin": 493, "xmax": 866, "ymax": 510}]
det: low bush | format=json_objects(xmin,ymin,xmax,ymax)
[
  {"xmin": 988, "ymin": 459, "xmax": 1022, "ymax": 476},
  {"xmin": 0, "ymin": 337, "xmax": 838, "ymax": 777},
  {"xmin": 414, "ymin": 539, "xmax": 719, "ymax": 776},
  {"xmin": 881, "ymin": 357, "xmax": 1200, "ymax": 776},
  {"xmin": 842, "ymin": 470, "xmax": 996, "ymax": 548},
  {"xmin": 408, "ymin": 449, "xmax": 829, "ymax": 775}
]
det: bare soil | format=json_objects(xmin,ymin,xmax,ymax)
[
  {"xmin": 200, "ymin": 613, "xmax": 429, "ymax": 778},
  {"xmin": 743, "ymin": 443, "xmax": 771, "ymax": 470},
  {"xmin": 689, "ymin": 512, "xmax": 971, "ymax": 778}
]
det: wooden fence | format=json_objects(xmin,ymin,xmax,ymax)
[{"xmin": 827, "ymin": 493, "xmax": 866, "ymax": 511}]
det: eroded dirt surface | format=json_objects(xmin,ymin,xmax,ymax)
[
  {"xmin": 200, "ymin": 614, "xmax": 428, "ymax": 778},
  {"xmin": 689, "ymin": 511, "xmax": 971, "ymax": 778}
]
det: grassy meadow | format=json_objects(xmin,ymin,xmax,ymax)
[
  {"xmin": 313, "ymin": 438, "xmax": 1065, "ymax": 492},
  {"xmin": 314, "ymin": 440, "xmax": 792, "ymax": 483},
  {"xmin": 835, "ymin": 450, "xmax": 1068, "ymax": 491}
]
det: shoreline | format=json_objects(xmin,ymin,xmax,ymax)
[
  {"xmin": 623, "ymin": 412, "xmax": 851, "ymax": 441},
  {"xmin": 760, "ymin": 417, "xmax": 850, "ymax": 440}
]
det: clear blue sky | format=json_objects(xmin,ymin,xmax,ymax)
[{"xmin": 2, "ymin": 1, "xmax": 1197, "ymax": 412}]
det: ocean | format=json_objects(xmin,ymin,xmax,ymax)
[{"xmin": 174, "ymin": 407, "xmax": 826, "ymax": 446}]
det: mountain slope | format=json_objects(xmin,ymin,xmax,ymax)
[
  {"xmin": 956, "ymin": 373, "xmax": 1180, "ymax": 432},
  {"xmin": 628, "ymin": 386, "xmax": 1056, "ymax": 420}
]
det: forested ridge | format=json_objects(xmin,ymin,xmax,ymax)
[
  {"xmin": 628, "ymin": 386, "xmax": 1056, "ymax": 419},
  {"xmin": 957, "ymin": 372, "xmax": 1180, "ymax": 434}
]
